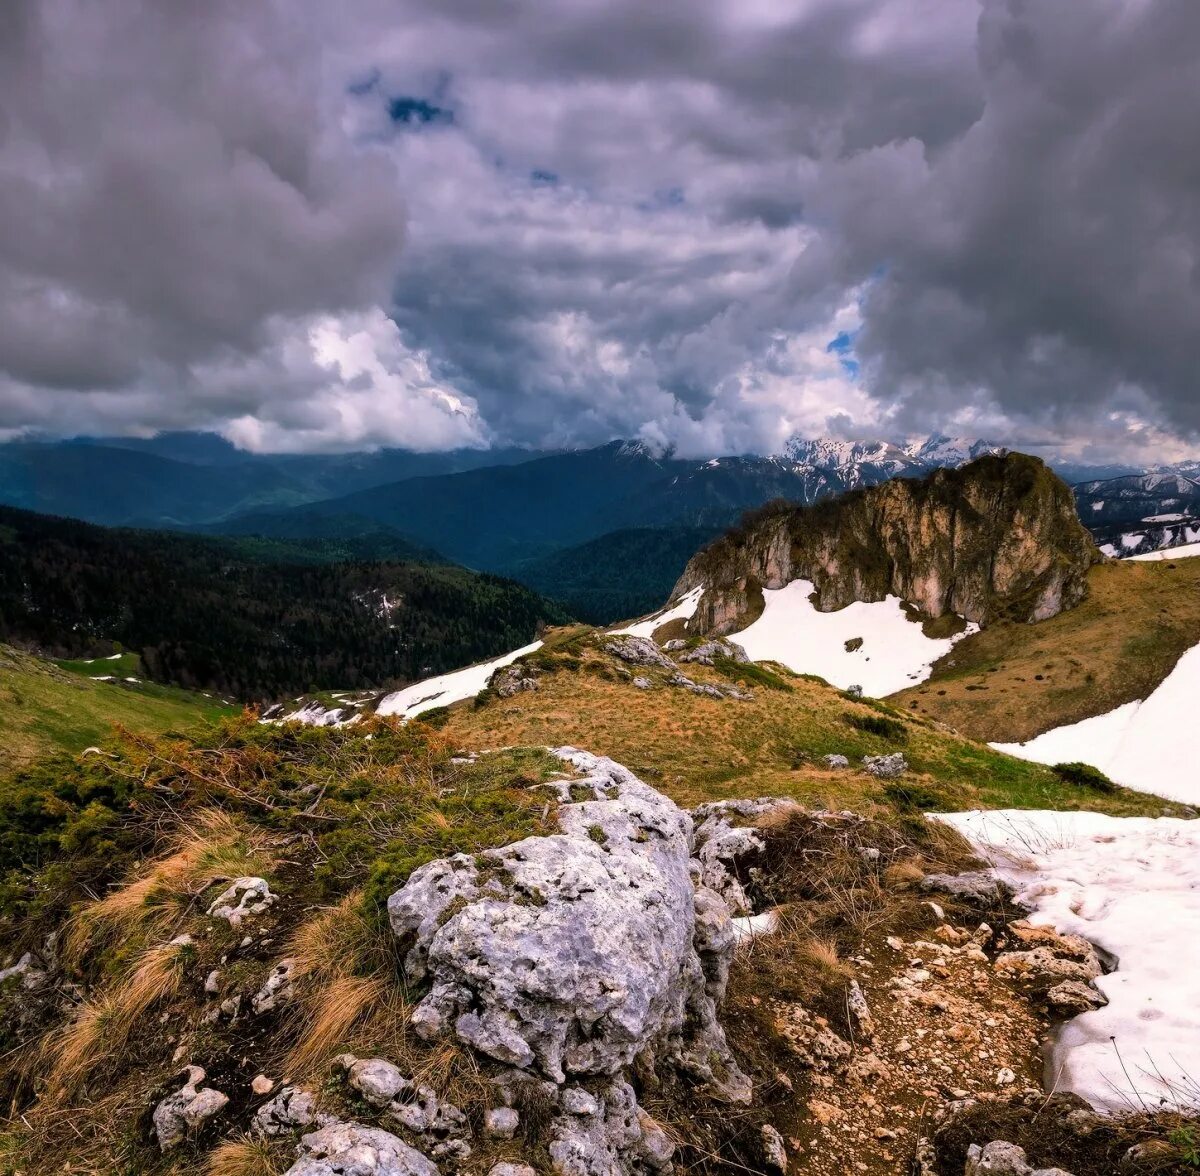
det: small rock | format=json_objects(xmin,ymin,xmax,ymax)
[
  {"xmin": 252, "ymin": 1074, "xmax": 275, "ymax": 1095},
  {"xmin": 822, "ymin": 754, "xmax": 850, "ymax": 769},
  {"xmin": 284, "ymin": 1122, "xmax": 437, "ymax": 1176},
  {"xmin": 845, "ymin": 684, "xmax": 864, "ymax": 699},
  {"xmin": 489, "ymin": 1166, "xmax": 537, "ymax": 1176},
  {"xmin": 761, "ymin": 1124, "xmax": 788, "ymax": 1173},
  {"xmin": 484, "ymin": 1106, "xmax": 519, "ymax": 1139},
  {"xmin": 204, "ymin": 969, "xmax": 222, "ymax": 995},
  {"xmin": 1045, "ymin": 979, "xmax": 1107, "ymax": 1015},
  {"xmin": 995, "ymin": 1067, "xmax": 1016, "ymax": 1086},
  {"xmin": 253, "ymin": 1086, "xmax": 323, "ymax": 1137},
  {"xmin": 604, "ymin": 636, "xmax": 676, "ymax": 669},
  {"xmin": 632, "ymin": 676, "xmax": 652, "ymax": 689},
  {"xmin": 251, "ymin": 958, "xmax": 296, "ymax": 1015},
  {"xmin": 338, "ymin": 1055, "xmax": 410, "ymax": 1108},
  {"xmin": 965, "ymin": 1141, "xmax": 1033, "ymax": 1175},
  {"xmin": 862, "ymin": 753, "xmax": 907, "ymax": 779},
  {"xmin": 921, "ymin": 872, "xmax": 1003, "ymax": 902},
  {"xmin": 492, "ymin": 664, "xmax": 539, "ymax": 698},
  {"xmin": 152, "ymin": 1065, "xmax": 229, "ymax": 1151},
  {"xmin": 847, "ymin": 979, "xmax": 874, "ymax": 1040},
  {"xmin": 207, "ymin": 877, "xmax": 276, "ymax": 926}
]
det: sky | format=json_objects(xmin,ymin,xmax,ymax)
[{"xmin": 0, "ymin": 0, "xmax": 1197, "ymax": 462}]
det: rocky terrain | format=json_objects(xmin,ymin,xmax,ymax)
[{"xmin": 675, "ymin": 454, "xmax": 1100, "ymax": 637}]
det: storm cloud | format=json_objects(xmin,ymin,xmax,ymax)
[{"xmin": 1, "ymin": 0, "xmax": 1197, "ymax": 459}]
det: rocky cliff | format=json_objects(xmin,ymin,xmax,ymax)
[{"xmin": 674, "ymin": 453, "xmax": 1101, "ymax": 635}]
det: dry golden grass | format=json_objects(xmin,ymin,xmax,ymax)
[
  {"xmin": 441, "ymin": 656, "xmax": 1178, "ymax": 817},
  {"xmin": 893, "ymin": 558, "xmax": 1200, "ymax": 741},
  {"xmin": 43, "ymin": 942, "xmax": 185, "ymax": 1100},
  {"xmin": 205, "ymin": 1137, "xmax": 285, "ymax": 1176},
  {"xmin": 64, "ymin": 809, "xmax": 272, "ymax": 965},
  {"xmin": 285, "ymin": 972, "xmax": 389, "ymax": 1079}
]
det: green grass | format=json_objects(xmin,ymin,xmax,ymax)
[{"xmin": 0, "ymin": 645, "xmax": 236, "ymax": 773}]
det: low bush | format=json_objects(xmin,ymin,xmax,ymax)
[{"xmin": 1052, "ymin": 761, "xmax": 1116, "ymax": 793}]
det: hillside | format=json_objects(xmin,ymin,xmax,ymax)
[
  {"xmin": 0, "ymin": 644, "xmax": 236, "ymax": 771},
  {"xmin": 207, "ymin": 436, "xmax": 1022, "ymax": 572},
  {"xmin": 0, "ymin": 437, "xmax": 538, "ymax": 528},
  {"xmin": 892, "ymin": 555, "xmax": 1200, "ymax": 742},
  {"xmin": 499, "ymin": 526, "xmax": 721, "ymax": 624},
  {"xmin": 0, "ymin": 506, "xmax": 570, "ymax": 699}
]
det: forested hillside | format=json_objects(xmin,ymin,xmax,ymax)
[{"xmin": 0, "ymin": 506, "xmax": 570, "ymax": 699}]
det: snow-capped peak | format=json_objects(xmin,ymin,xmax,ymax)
[{"xmin": 776, "ymin": 433, "xmax": 1002, "ymax": 473}]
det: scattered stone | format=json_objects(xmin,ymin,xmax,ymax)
[
  {"xmin": 0, "ymin": 952, "xmax": 47, "ymax": 990},
  {"xmin": 921, "ymin": 872, "xmax": 1004, "ymax": 902},
  {"xmin": 207, "ymin": 877, "xmax": 276, "ymax": 925},
  {"xmin": 283, "ymin": 1122, "xmax": 437, "ymax": 1176},
  {"xmin": 761, "ymin": 1124, "xmax": 788, "ymax": 1173},
  {"xmin": 679, "ymin": 639, "xmax": 750, "ymax": 665},
  {"xmin": 1045, "ymin": 979, "xmax": 1107, "ymax": 1015},
  {"xmin": 663, "ymin": 639, "xmax": 689, "ymax": 652},
  {"xmin": 339, "ymin": 1055, "xmax": 410, "ymax": 1107},
  {"xmin": 603, "ymin": 636, "xmax": 676, "ymax": 669},
  {"xmin": 251, "ymin": 958, "xmax": 296, "ymax": 1015},
  {"xmin": 994, "ymin": 946, "xmax": 1101, "ymax": 994},
  {"xmin": 253, "ymin": 1086, "xmax": 324, "ymax": 1137},
  {"xmin": 822, "ymin": 754, "xmax": 850, "ymax": 769},
  {"xmin": 484, "ymin": 1106, "xmax": 519, "ymax": 1139},
  {"xmin": 965, "ymin": 1140, "xmax": 1032, "ymax": 1174},
  {"xmin": 252, "ymin": 1074, "xmax": 275, "ymax": 1095},
  {"xmin": 845, "ymin": 684, "xmax": 864, "ymax": 699},
  {"xmin": 492, "ymin": 664, "xmax": 539, "ymax": 698},
  {"xmin": 152, "ymin": 1065, "xmax": 229, "ymax": 1151},
  {"xmin": 632, "ymin": 676, "xmax": 652, "ymax": 689},
  {"xmin": 489, "ymin": 1166, "xmax": 536, "ymax": 1176},
  {"xmin": 204, "ymin": 969, "xmax": 221, "ymax": 995},
  {"xmin": 847, "ymin": 979, "xmax": 875, "ymax": 1040},
  {"xmin": 995, "ymin": 1067, "xmax": 1016, "ymax": 1086},
  {"xmin": 862, "ymin": 753, "xmax": 907, "ymax": 778}
]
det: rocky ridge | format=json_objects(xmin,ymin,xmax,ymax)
[{"xmin": 674, "ymin": 453, "xmax": 1101, "ymax": 637}]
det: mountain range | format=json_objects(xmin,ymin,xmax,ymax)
[{"xmin": 4, "ymin": 431, "xmax": 1200, "ymax": 622}]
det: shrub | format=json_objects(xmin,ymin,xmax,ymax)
[
  {"xmin": 1052, "ymin": 762, "xmax": 1116, "ymax": 793},
  {"xmin": 843, "ymin": 712, "xmax": 908, "ymax": 742}
]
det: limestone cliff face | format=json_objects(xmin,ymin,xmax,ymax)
[{"xmin": 675, "ymin": 453, "xmax": 1101, "ymax": 635}]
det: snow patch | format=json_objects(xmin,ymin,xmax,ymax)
[
  {"xmin": 993, "ymin": 644, "xmax": 1200, "ymax": 805},
  {"xmin": 935, "ymin": 809, "xmax": 1200, "ymax": 1112},
  {"xmin": 1128, "ymin": 541, "xmax": 1200, "ymax": 562},
  {"xmin": 375, "ymin": 642, "xmax": 543, "ymax": 721},
  {"xmin": 611, "ymin": 586, "xmax": 705, "ymax": 640},
  {"xmin": 730, "ymin": 579, "xmax": 975, "ymax": 697}
]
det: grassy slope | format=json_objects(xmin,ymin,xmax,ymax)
[
  {"xmin": 437, "ymin": 636, "xmax": 1183, "ymax": 818},
  {"xmin": 891, "ymin": 558, "xmax": 1200, "ymax": 742},
  {"xmin": 0, "ymin": 645, "xmax": 236, "ymax": 772}
]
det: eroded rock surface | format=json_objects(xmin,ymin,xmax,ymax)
[
  {"xmin": 207, "ymin": 877, "xmax": 276, "ymax": 925},
  {"xmin": 152, "ymin": 1065, "xmax": 229, "ymax": 1151},
  {"xmin": 387, "ymin": 749, "xmax": 750, "ymax": 1173}
]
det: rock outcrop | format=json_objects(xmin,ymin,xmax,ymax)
[
  {"xmin": 674, "ymin": 453, "xmax": 1100, "ymax": 635},
  {"xmin": 386, "ymin": 748, "xmax": 750, "ymax": 1174}
]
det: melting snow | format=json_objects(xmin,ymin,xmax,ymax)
[
  {"xmin": 730, "ymin": 579, "xmax": 975, "ymax": 697},
  {"xmin": 375, "ymin": 641, "xmax": 544, "ymax": 721},
  {"xmin": 1128, "ymin": 541, "xmax": 1200, "ymax": 562},
  {"xmin": 936, "ymin": 809, "xmax": 1200, "ymax": 1112},
  {"xmin": 993, "ymin": 644, "xmax": 1200, "ymax": 805},
  {"xmin": 611, "ymin": 586, "xmax": 705, "ymax": 639},
  {"xmin": 1142, "ymin": 512, "xmax": 1187, "ymax": 523}
]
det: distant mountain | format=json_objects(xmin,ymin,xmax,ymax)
[
  {"xmin": 0, "ymin": 505, "xmax": 569, "ymax": 699},
  {"xmin": 1073, "ymin": 472, "xmax": 1200, "ymax": 557},
  {"xmin": 0, "ymin": 435, "xmax": 543, "ymax": 528},
  {"xmin": 224, "ymin": 435, "xmax": 1013, "ymax": 572}
]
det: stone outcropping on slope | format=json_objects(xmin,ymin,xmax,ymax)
[
  {"xmin": 386, "ymin": 748, "xmax": 751, "ymax": 1175},
  {"xmin": 673, "ymin": 453, "xmax": 1100, "ymax": 636}
]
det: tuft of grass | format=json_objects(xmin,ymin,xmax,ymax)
[
  {"xmin": 285, "ymin": 973, "xmax": 390, "ymax": 1080},
  {"xmin": 843, "ymin": 712, "xmax": 907, "ymax": 742},
  {"xmin": 43, "ymin": 941, "xmax": 185, "ymax": 1100},
  {"xmin": 206, "ymin": 1137, "xmax": 286, "ymax": 1176}
]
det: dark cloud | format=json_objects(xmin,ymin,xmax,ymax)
[{"xmin": 0, "ymin": 0, "xmax": 1196, "ymax": 460}]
